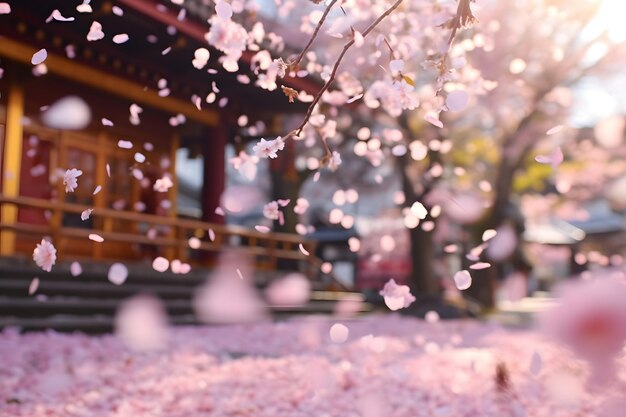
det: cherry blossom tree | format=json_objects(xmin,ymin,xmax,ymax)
[{"xmin": 221, "ymin": 0, "xmax": 626, "ymax": 308}]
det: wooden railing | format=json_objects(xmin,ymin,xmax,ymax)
[{"xmin": 0, "ymin": 194, "xmax": 350, "ymax": 290}]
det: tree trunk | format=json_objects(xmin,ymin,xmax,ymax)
[
  {"xmin": 399, "ymin": 152, "xmax": 439, "ymax": 296},
  {"xmin": 466, "ymin": 157, "xmax": 520, "ymax": 309},
  {"xmin": 407, "ymin": 225, "xmax": 438, "ymax": 295}
]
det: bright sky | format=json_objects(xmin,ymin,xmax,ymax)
[{"xmin": 569, "ymin": 0, "xmax": 626, "ymax": 126}]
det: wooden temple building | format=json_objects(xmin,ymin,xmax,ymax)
[{"xmin": 0, "ymin": 1, "xmax": 357, "ymax": 330}]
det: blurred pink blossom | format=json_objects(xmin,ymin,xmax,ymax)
[
  {"xmin": 541, "ymin": 277, "xmax": 626, "ymax": 383},
  {"xmin": 33, "ymin": 239, "xmax": 56, "ymax": 272},
  {"xmin": 379, "ymin": 278, "xmax": 416, "ymax": 311}
]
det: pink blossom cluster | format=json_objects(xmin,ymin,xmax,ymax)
[{"xmin": 2, "ymin": 316, "xmax": 624, "ymax": 417}]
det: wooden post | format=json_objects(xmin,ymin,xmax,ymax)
[
  {"xmin": 0, "ymin": 79, "xmax": 24, "ymax": 256},
  {"xmin": 166, "ymin": 134, "xmax": 180, "ymax": 260},
  {"xmin": 201, "ymin": 125, "xmax": 226, "ymax": 224}
]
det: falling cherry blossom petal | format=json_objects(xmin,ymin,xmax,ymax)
[
  {"xmin": 215, "ymin": 0, "xmax": 233, "ymax": 19},
  {"xmin": 0, "ymin": 3, "xmax": 11, "ymax": 14},
  {"xmin": 299, "ymin": 244, "xmax": 310, "ymax": 256},
  {"xmin": 329, "ymin": 323, "xmax": 349, "ymax": 343},
  {"xmin": 118, "ymin": 140, "xmax": 133, "ymax": 149},
  {"xmin": 28, "ymin": 277, "xmax": 40, "ymax": 295},
  {"xmin": 188, "ymin": 237, "xmax": 202, "ymax": 249},
  {"xmin": 87, "ymin": 21, "xmax": 104, "ymax": 41},
  {"xmin": 108, "ymin": 263, "xmax": 128, "ymax": 285},
  {"xmin": 469, "ymin": 262, "xmax": 491, "ymax": 270},
  {"xmin": 482, "ymin": 229, "xmax": 497, "ymax": 242},
  {"xmin": 76, "ymin": 0, "xmax": 92, "ymax": 13},
  {"xmin": 93, "ymin": 185, "xmax": 102, "ymax": 195},
  {"xmin": 446, "ymin": 90, "xmax": 469, "ymax": 112},
  {"xmin": 70, "ymin": 261, "xmax": 82, "ymax": 276},
  {"xmin": 530, "ymin": 351, "xmax": 543, "ymax": 375},
  {"xmin": 390, "ymin": 59, "xmax": 404, "ymax": 72},
  {"xmin": 425, "ymin": 310, "xmax": 440, "ymax": 323},
  {"xmin": 425, "ymin": 113, "xmax": 443, "ymax": 128},
  {"xmin": 535, "ymin": 147, "xmax": 563, "ymax": 169},
  {"xmin": 152, "ymin": 257, "xmax": 169, "ymax": 272},
  {"xmin": 380, "ymin": 279, "xmax": 415, "ymax": 311},
  {"xmin": 31, "ymin": 49, "xmax": 48, "ymax": 65},
  {"xmin": 113, "ymin": 33, "xmax": 129, "ymax": 44},
  {"xmin": 81, "ymin": 208, "xmax": 93, "ymax": 221},
  {"xmin": 47, "ymin": 9, "xmax": 75, "ymax": 22},
  {"xmin": 33, "ymin": 240, "xmax": 56, "ymax": 272},
  {"xmin": 454, "ymin": 270, "xmax": 472, "ymax": 290},
  {"xmin": 88, "ymin": 233, "xmax": 104, "ymax": 242},
  {"xmin": 546, "ymin": 125, "xmax": 564, "ymax": 135}
]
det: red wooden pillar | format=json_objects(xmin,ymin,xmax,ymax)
[{"xmin": 201, "ymin": 125, "xmax": 227, "ymax": 224}]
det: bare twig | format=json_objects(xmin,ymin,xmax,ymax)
[
  {"xmin": 290, "ymin": 0, "xmax": 340, "ymax": 69},
  {"xmin": 292, "ymin": 0, "xmax": 405, "ymax": 137},
  {"xmin": 445, "ymin": 0, "xmax": 478, "ymax": 46}
]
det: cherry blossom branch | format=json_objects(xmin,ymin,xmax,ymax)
[
  {"xmin": 288, "ymin": 0, "xmax": 404, "ymax": 139},
  {"xmin": 290, "ymin": 0, "xmax": 340, "ymax": 69}
]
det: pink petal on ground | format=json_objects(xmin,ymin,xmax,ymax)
[
  {"xmin": 88, "ymin": 233, "xmax": 104, "ymax": 242},
  {"xmin": 152, "ymin": 257, "xmax": 169, "ymax": 272},
  {"xmin": 108, "ymin": 263, "xmax": 128, "ymax": 285},
  {"xmin": 530, "ymin": 351, "xmax": 543, "ymax": 375},
  {"xmin": 329, "ymin": 323, "xmax": 349, "ymax": 343},
  {"xmin": 454, "ymin": 270, "xmax": 472, "ymax": 290},
  {"xmin": 31, "ymin": 49, "xmax": 48, "ymax": 65},
  {"xmin": 115, "ymin": 294, "xmax": 169, "ymax": 351},
  {"xmin": 29, "ymin": 277, "xmax": 40, "ymax": 295}
]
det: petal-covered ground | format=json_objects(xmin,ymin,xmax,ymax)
[{"xmin": 1, "ymin": 315, "xmax": 625, "ymax": 417}]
